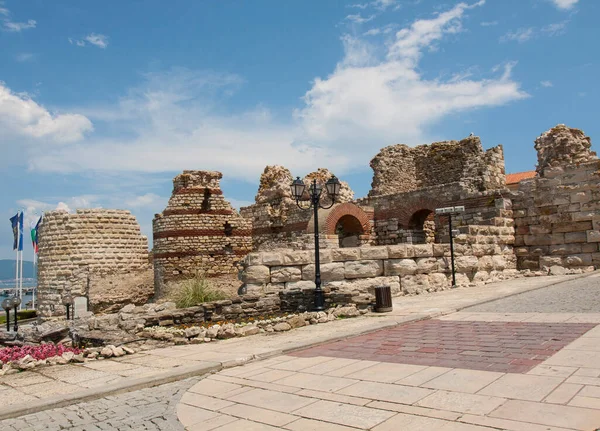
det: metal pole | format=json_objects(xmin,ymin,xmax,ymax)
[
  {"xmin": 5, "ymin": 310, "xmax": 10, "ymax": 332},
  {"xmin": 66, "ymin": 304, "xmax": 70, "ymax": 321},
  {"xmin": 448, "ymin": 214, "xmax": 456, "ymax": 288},
  {"xmin": 312, "ymin": 179, "xmax": 325, "ymax": 311},
  {"xmin": 19, "ymin": 249, "xmax": 23, "ymax": 310},
  {"xmin": 13, "ymin": 305, "xmax": 18, "ymax": 332}
]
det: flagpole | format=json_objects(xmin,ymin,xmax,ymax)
[{"xmin": 32, "ymin": 253, "xmax": 36, "ymax": 309}]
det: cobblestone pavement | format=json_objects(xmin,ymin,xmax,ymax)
[
  {"xmin": 466, "ymin": 272, "xmax": 600, "ymax": 313},
  {"xmin": 0, "ymin": 378, "xmax": 200, "ymax": 431}
]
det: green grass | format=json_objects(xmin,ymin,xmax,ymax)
[
  {"xmin": 174, "ymin": 275, "xmax": 228, "ymax": 308},
  {"xmin": 0, "ymin": 309, "xmax": 37, "ymax": 324}
]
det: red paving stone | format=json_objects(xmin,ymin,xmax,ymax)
[{"xmin": 291, "ymin": 319, "xmax": 596, "ymax": 373}]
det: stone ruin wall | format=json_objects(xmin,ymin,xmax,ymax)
[
  {"xmin": 512, "ymin": 125, "xmax": 600, "ymax": 273},
  {"xmin": 152, "ymin": 170, "xmax": 252, "ymax": 291},
  {"xmin": 240, "ymin": 166, "xmax": 363, "ymax": 251},
  {"xmin": 37, "ymin": 209, "xmax": 151, "ymax": 317},
  {"xmin": 369, "ymin": 136, "xmax": 506, "ymax": 197}
]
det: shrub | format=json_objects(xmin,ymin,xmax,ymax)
[
  {"xmin": 174, "ymin": 275, "xmax": 227, "ymax": 308},
  {"xmin": 0, "ymin": 309, "xmax": 37, "ymax": 325}
]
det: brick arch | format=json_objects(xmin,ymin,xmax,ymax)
[
  {"xmin": 307, "ymin": 203, "xmax": 372, "ymax": 235},
  {"xmin": 396, "ymin": 197, "xmax": 442, "ymax": 228}
]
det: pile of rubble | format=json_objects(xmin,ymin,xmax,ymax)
[{"xmin": 139, "ymin": 305, "xmax": 364, "ymax": 345}]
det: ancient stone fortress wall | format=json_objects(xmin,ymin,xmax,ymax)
[
  {"xmin": 513, "ymin": 125, "xmax": 600, "ymax": 273},
  {"xmin": 369, "ymin": 136, "xmax": 506, "ymax": 197},
  {"xmin": 241, "ymin": 231, "xmax": 518, "ymax": 303},
  {"xmin": 240, "ymin": 166, "xmax": 373, "ymax": 250},
  {"xmin": 153, "ymin": 170, "xmax": 252, "ymax": 288},
  {"xmin": 37, "ymin": 209, "xmax": 150, "ymax": 317}
]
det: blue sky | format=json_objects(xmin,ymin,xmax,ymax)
[{"xmin": 1, "ymin": 0, "xmax": 597, "ymax": 261}]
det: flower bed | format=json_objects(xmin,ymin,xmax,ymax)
[{"xmin": 0, "ymin": 344, "xmax": 81, "ymax": 364}]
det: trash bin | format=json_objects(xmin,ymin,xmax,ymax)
[{"xmin": 374, "ymin": 285, "xmax": 393, "ymax": 313}]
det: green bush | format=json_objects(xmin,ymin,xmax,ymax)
[
  {"xmin": 0, "ymin": 309, "xmax": 37, "ymax": 324},
  {"xmin": 174, "ymin": 275, "xmax": 227, "ymax": 308}
]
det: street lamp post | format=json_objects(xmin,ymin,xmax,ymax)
[
  {"xmin": 435, "ymin": 206, "xmax": 465, "ymax": 288},
  {"xmin": 62, "ymin": 294, "xmax": 74, "ymax": 320},
  {"xmin": 290, "ymin": 176, "xmax": 341, "ymax": 311},
  {"xmin": 10, "ymin": 296, "xmax": 21, "ymax": 332},
  {"xmin": 2, "ymin": 298, "xmax": 11, "ymax": 332}
]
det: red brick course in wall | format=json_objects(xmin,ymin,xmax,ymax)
[
  {"xmin": 291, "ymin": 319, "xmax": 595, "ymax": 374},
  {"xmin": 154, "ymin": 229, "xmax": 251, "ymax": 239},
  {"xmin": 162, "ymin": 209, "xmax": 234, "ymax": 216},
  {"xmin": 173, "ymin": 187, "xmax": 223, "ymax": 196}
]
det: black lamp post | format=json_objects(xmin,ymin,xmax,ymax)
[
  {"xmin": 290, "ymin": 175, "xmax": 341, "ymax": 311},
  {"xmin": 2, "ymin": 298, "xmax": 11, "ymax": 332},
  {"xmin": 62, "ymin": 294, "xmax": 74, "ymax": 320},
  {"xmin": 435, "ymin": 206, "xmax": 465, "ymax": 288},
  {"xmin": 10, "ymin": 296, "xmax": 21, "ymax": 332}
]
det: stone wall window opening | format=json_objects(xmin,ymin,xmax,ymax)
[
  {"xmin": 224, "ymin": 221, "xmax": 233, "ymax": 237},
  {"xmin": 201, "ymin": 188, "xmax": 211, "ymax": 211},
  {"xmin": 224, "ymin": 243, "xmax": 233, "ymax": 254},
  {"xmin": 407, "ymin": 209, "xmax": 437, "ymax": 244},
  {"xmin": 335, "ymin": 214, "xmax": 364, "ymax": 248}
]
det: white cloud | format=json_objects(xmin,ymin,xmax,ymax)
[
  {"xmin": 14, "ymin": 1, "xmax": 526, "ymax": 184},
  {"xmin": 3, "ymin": 18, "xmax": 35, "ymax": 32},
  {"xmin": 550, "ymin": 0, "xmax": 578, "ymax": 10},
  {"xmin": 0, "ymin": 3, "xmax": 36, "ymax": 32},
  {"xmin": 85, "ymin": 33, "xmax": 109, "ymax": 49},
  {"xmin": 480, "ymin": 21, "xmax": 498, "ymax": 26},
  {"xmin": 0, "ymin": 82, "xmax": 93, "ymax": 145},
  {"xmin": 69, "ymin": 33, "xmax": 109, "ymax": 49},
  {"xmin": 125, "ymin": 193, "xmax": 163, "ymax": 208},
  {"xmin": 346, "ymin": 14, "xmax": 375, "ymax": 24},
  {"xmin": 500, "ymin": 28, "xmax": 535, "ymax": 43},
  {"xmin": 540, "ymin": 80, "xmax": 553, "ymax": 88},
  {"xmin": 542, "ymin": 21, "xmax": 568, "ymax": 36},
  {"xmin": 15, "ymin": 53, "xmax": 34, "ymax": 62},
  {"xmin": 17, "ymin": 196, "xmax": 98, "ymax": 229}
]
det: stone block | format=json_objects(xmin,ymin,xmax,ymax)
[
  {"xmin": 384, "ymin": 259, "xmax": 418, "ymax": 276},
  {"xmin": 432, "ymin": 244, "xmax": 450, "ymax": 257},
  {"xmin": 553, "ymin": 221, "xmax": 593, "ymax": 233},
  {"xmin": 471, "ymin": 244, "xmax": 496, "ymax": 256},
  {"xmin": 564, "ymin": 254, "xmax": 593, "ymax": 267},
  {"xmin": 246, "ymin": 253, "xmax": 262, "ymax": 265},
  {"xmin": 415, "ymin": 257, "xmax": 438, "ymax": 274},
  {"xmin": 565, "ymin": 232, "xmax": 587, "ymax": 243},
  {"xmin": 308, "ymin": 250, "xmax": 333, "ymax": 264},
  {"xmin": 331, "ymin": 248, "xmax": 360, "ymax": 262},
  {"xmin": 344, "ymin": 260, "xmax": 384, "ymax": 279},
  {"xmin": 593, "ymin": 217, "xmax": 600, "ymax": 231},
  {"xmin": 549, "ymin": 243, "xmax": 582, "ymax": 255},
  {"xmin": 477, "ymin": 256, "xmax": 495, "ymax": 271},
  {"xmin": 530, "ymin": 225, "xmax": 552, "ymax": 234},
  {"xmin": 243, "ymin": 265, "xmax": 270, "ymax": 283},
  {"xmin": 270, "ymin": 266, "xmax": 302, "ymax": 283},
  {"xmin": 282, "ymin": 251, "xmax": 311, "ymax": 265},
  {"xmin": 360, "ymin": 246, "xmax": 389, "ymax": 260},
  {"xmin": 582, "ymin": 243, "xmax": 598, "ymax": 253},
  {"xmin": 571, "ymin": 191, "xmax": 592, "ymax": 204},
  {"xmin": 428, "ymin": 273, "xmax": 449, "ymax": 290},
  {"xmin": 587, "ymin": 230, "xmax": 600, "ymax": 243},
  {"xmin": 455, "ymin": 256, "xmax": 478, "ymax": 273},
  {"xmin": 540, "ymin": 256, "xmax": 563, "ymax": 269},
  {"xmin": 261, "ymin": 253, "xmax": 284, "ymax": 266},
  {"xmin": 491, "ymin": 255, "xmax": 508, "ymax": 270},
  {"xmin": 387, "ymin": 244, "xmax": 413, "ymax": 258},
  {"xmin": 524, "ymin": 234, "xmax": 565, "ymax": 246},
  {"xmin": 401, "ymin": 274, "xmax": 429, "ymax": 295},
  {"xmin": 473, "ymin": 271, "xmax": 490, "ymax": 284},
  {"xmin": 301, "ymin": 263, "xmax": 345, "ymax": 282},
  {"xmin": 413, "ymin": 244, "xmax": 434, "ymax": 257},
  {"xmin": 285, "ymin": 280, "xmax": 316, "ymax": 290}
]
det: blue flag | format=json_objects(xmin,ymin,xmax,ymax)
[
  {"xmin": 9, "ymin": 212, "xmax": 19, "ymax": 250},
  {"xmin": 18, "ymin": 212, "xmax": 23, "ymax": 251}
]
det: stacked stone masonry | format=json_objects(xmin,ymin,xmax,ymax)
[
  {"xmin": 153, "ymin": 170, "xmax": 252, "ymax": 289},
  {"xmin": 37, "ymin": 209, "xmax": 150, "ymax": 317}
]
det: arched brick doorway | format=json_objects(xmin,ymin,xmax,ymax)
[
  {"xmin": 307, "ymin": 203, "xmax": 373, "ymax": 247},
  {"xmin": 408, "ymin": 208, "xmax": 436, "ymax": 244}
]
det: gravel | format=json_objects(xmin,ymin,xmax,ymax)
[{"xmin": 466, "ymin": 273, "xmax": 600, "ymax": 313}]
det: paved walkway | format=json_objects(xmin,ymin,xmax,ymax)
[{"xmin": 1, "ymin": 272, "xmax": 599, "ymax": 430}]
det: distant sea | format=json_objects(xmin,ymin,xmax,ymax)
[{"xmin": 0, "ymin": 278, "xmax": 37, "ymax": 309}]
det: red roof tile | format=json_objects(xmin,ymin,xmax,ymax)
[{"xmin": 506, "ymin": 171, "xmax": 536, "ymax": 184}]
